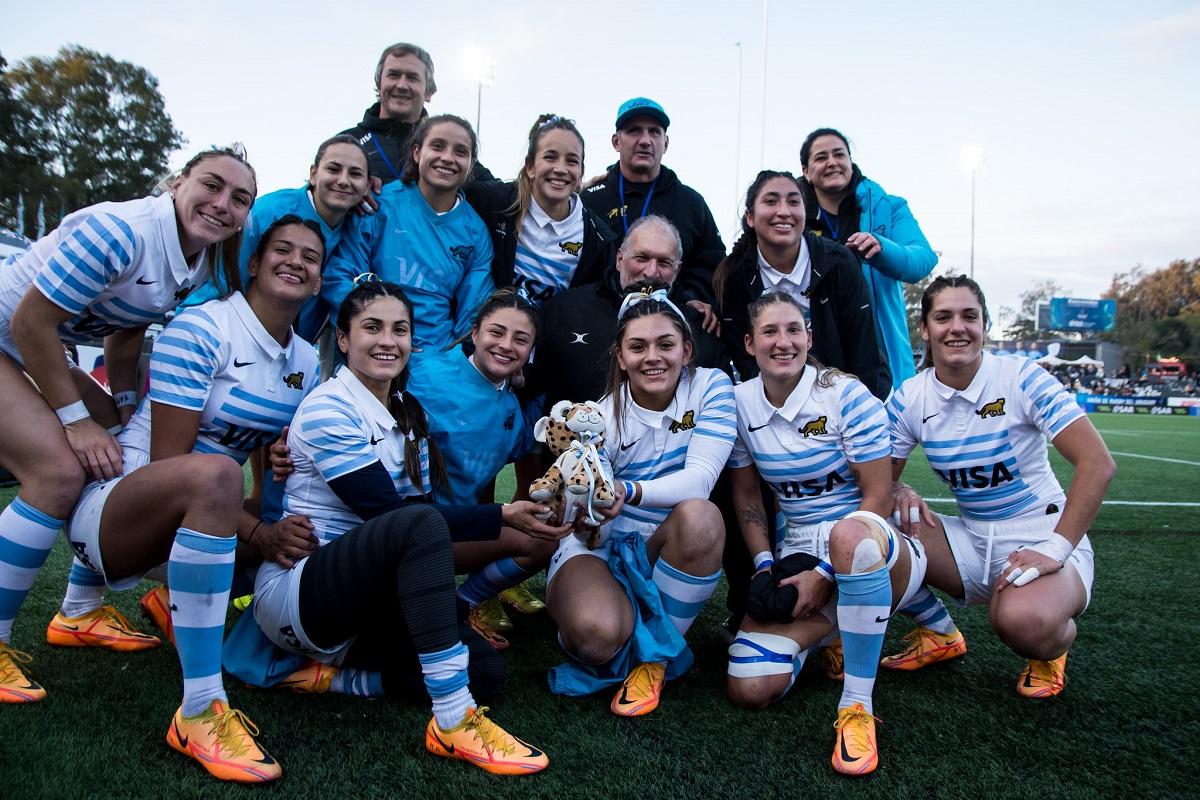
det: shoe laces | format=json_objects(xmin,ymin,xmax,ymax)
[
  {"xmin": 1028, "ymin": 658, "xmax": 1062, "ymax": 684},
  {"xmin": 465, "ymin": 707, "xmax": 518, "ymax": 757},
  {"xmin": 208, "ymin": 707, "xmax": 261, "ymax": 758},
  {"xmin": 0, "ymin": 645, "xmax": 34, "ymax": 677},
  {"xmin": 625, "ymin": 663, "xmax": 661, "ymax": 697},
  {"xmin": 98, "ymin": 605, "xmax": 135, "ymax": 631},
  {"xmin": 834, "ymin": 705, "xmax": 881, "ymax": 751}
]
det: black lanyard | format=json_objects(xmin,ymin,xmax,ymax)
[
  {"xmin": 369, "ymin": 134, "xmax": 401, "ymax": 181},
  {"xmin": 617, "ymin": 173, "xmax": 657, "ymax": 234}
]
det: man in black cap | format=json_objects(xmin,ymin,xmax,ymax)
[
  {"xmin": 582, "ymin": 97, "xmax": 725, "ymax": 307},
  {"xmin": 341, "ymin": 42, "xmax": 492, "ymax": 185}
]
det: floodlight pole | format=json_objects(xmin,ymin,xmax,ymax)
[
  {"xmin": 734, "ymin": 42, "xmax": 743, "ymax": 224},
  {"xmin": 759, "ymin": 0, "xmax": 769, "ymax": 169},
  {"xmin": 969, "ymin": 168, "xmax": 976, "ymax": 279}
]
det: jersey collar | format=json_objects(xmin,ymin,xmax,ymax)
[
  {"xmin": 228, "ymin": 291, "xmax": 289, "ymax": 361},
  {"xmin": 930, "ymin": 351, "xmax": 994, "ymax": 404},
  {"xmin": 625, "ymin": 368, "xmax": 692, "ymax": 430},
  {"xmin": 154, "ymin": 191, "xmax": 207, "ymax": 285},
  {"xmin": 528, "ymin": 194, "xmax": 581, "ymax": 235},
  {"xmin": 333, "ymin": 365, "xmax": 397, "ymax": 432},
  {"xmin": 749, "ymin": 364, "xmax": 817, "ymax": 425}
]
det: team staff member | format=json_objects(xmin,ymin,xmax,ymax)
[
  {"xmin": 714, "ymin": 171, "xmax": 889, "ymax": 399},
  {"xmin": 465, "ymin": 114, "xmax": 615, "ymax": 307},
  {"xmin": 799, "ymin": 128, "xmax": 938, "ymax": 387},
  {"xmin": 888, "ymin": 275, "xmax": 1114, "ymax": 699},
  {"xmin": 0, "ymin": 147, "xmax": 256, "ymax": 701},
  {"xmin": 341, "ymin": 42, "xmax": 493, "ymax": 185},
  {"xmin": 581, "ymin": 98, "xmax": 725, "ymax": 306}
]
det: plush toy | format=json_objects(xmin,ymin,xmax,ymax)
[{"xmin": 529, "ymin": 400, "xmax": 616, "ymax": 548}]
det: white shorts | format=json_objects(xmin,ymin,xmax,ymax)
[
  {"xmin": 64, "ymin": 450, "xmax": 150, "ymax": 591},
  {"xmin": 939, "ymin": 510, "xmax": 1094, "ymax": 610},
  {"xmin": 546, "ymin": 519, "xmax": 657, "ymax": 585},
  {"xmin": 252, "ymin": 558, "xmax": 350, "ymax": 665}
]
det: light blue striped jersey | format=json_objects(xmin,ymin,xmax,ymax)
[
  {"xmin": 512, "ymin": 196, "xmax": 584, "ymax": 307},
  {"xmin": 888, "ymin": 352, "xmax": 1084, "ymax": 521},
  {"xmin": 283, "ymin": 366, "xmax": 431, "ymax": 545},
  {"xmin": 729, "ymin": 367, "xmax": 891, "ymax": 525},
  {"xmin": 600, "ymin": 367, "xmax": 736, "ymax": 533},
  {"xmin": 121, "ymin": 293, "xmax": 319, "ymax": 465},
  {"xmin": 0, "ymin": 193, "xmax": 209, "ymax": 359}
]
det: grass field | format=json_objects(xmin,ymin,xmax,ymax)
[{"xmin": 1, "ymin": 413, "xmax": 1197, "ymax": 799}]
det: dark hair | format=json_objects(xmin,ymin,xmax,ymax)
[
  {"xmin": 603, "ymin": 284, "xmax": 695, "ymax": 440},
  {"xmin": 450, "ymin": 287, "xmax": 539, "ymax": 351},
  {"xmin": 745, "ymin": 291, "xmax": 842, "ymax": 388},
  {"xmin": 713, "ymin": 170, "xmax": 803, "ymax": 305},
  {"xmin": 400, "ymin": 114, "xmax": 478, "ymax": 185},
  {"xmin": 336, "ymin": 280, "xmax": 450, "ymax": 497},
  {"xmin": 511, "ymin": 114, "xmax": 585, "ymax": 224},
  {"xmin": 252, "ymin": 214, "xmax": 326, "ymax": 263},
  {"xmin": 374, "ymin": 42, "xmax": 436, "ymax": 94},
  {"xmin": 918, "ymin": 274, "xmax": 991, "ymax": 370},
  {"xmin": 309, "ymin": 134, "xmax": 368, "ymax": 184},
  {"xmin": 799, "ymin": 128, "xmax": 851, "ymax": 169},
  {"xmin": 176, "ymin": 147, "xmax": 258, "ymax": 296}
]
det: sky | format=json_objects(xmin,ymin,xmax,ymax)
[{"xmin": 3, "ymin": 0, "xmax": 1198, "ymax": 323}]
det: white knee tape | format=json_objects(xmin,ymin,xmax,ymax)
[
  {"xmin": 727, "ymin": 631, "xmax": 801, "ymax": 678},
  {"xmin": 843, "ymin": 510, "xmax": 898, "ymax": 573}
]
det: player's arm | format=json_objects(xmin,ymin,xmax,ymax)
[
  {"xmin": 730, "ymin": 464, "xmax": 772, "ymax": 572},
  {"xmin": 848, "ymin": 456, "xmax": 892, "ymax": 519},
  {"xmin": 103, "ymin": 325, "xmax": 148, "ymax": 424},
  {"xmin": 1049, "ymin": 416, "xmax": 1116, "ymax": 546}
]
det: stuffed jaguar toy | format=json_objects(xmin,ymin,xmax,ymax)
[{"xmin": 529, "ymin": 400, "xmax": 616, "ymax": 548}]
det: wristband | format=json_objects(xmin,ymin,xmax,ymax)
[
  {"xmin": 1025, "ymin": 533, "xmax": 1074, "ymax": 564},
  {"xmin": 753, "ymin": 551, "xmax": 774, "ymax": 571},
  {"xmin": 113, "ymin": 390, "xmax": 137, "ymax": 408},
  {"xmin": 623, "ymin": 481, "xmax": 636, "ymax": 504},
  {"xmin": 814, "ymin": 560, "xmax": 836, "ymax": 583},
  {"xmin": 55, "ymin": 400, "xmax": 90, "ymax": 426}
]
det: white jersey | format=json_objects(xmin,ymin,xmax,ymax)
[
  {"xmin": 730, "ymin": 368, "xmax": 891, "ymax": 525},
  {"xmin": 888, "ymin": 352, "xmax": 1085, "ymax": 521},
  {"xmin": 0, "ymin": 193, "xmax": 208, "ymax": 358},
  {"xmin": 513, "ymin": 196, "xmax": 584, "ymax": 306},
  {"xmin": 121, "ymin": 293, "xmax": 319, "ymax": 465},
  {"xmin": 283, "ymin": 366, "xmax": 431, "ymax": 545},
  {"xmin": 600, "ymin": 367, "xmax": 736, "ymax": 534}
]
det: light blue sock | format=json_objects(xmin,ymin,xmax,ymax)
[
  {"xmin": 330, "ymin": 667, "xmax": 385, "ymax": 697},
  {"xmin": 898, "ymin": 586, "xmax": 956, "ymax": 634},
  {"xmin": 60, "ymin": 557, "xmax": 107, "ymax": 618},
  {"xmin": 652, "ymin": 557, "xmax": 721, "ymax": 636},
  {"xmin": 419, "ymin": 641, "xmax": 475, "ymax": 729},
  {"xmin": 836, "ymin": 566, "xmax": 892, "ymax": 714},
  {"xmin": 456, "ymin": 557, "xmax": 534, "ymax": 608},
  {"xmin": 168, "ymin": 527, "xmax": 235, "ymax": 716},
  {"xmin": 0, "ymin": 497, "xmax": 64, "ymax": 643}
]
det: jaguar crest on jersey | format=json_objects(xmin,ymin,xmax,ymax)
[
  {"xmin": 559, "ymin": 241, "xmax": 583, "ymax": 256},
  {"xmin": 976, "ymin": 398, "xmax": 1006, "ymax": 418},
  {"xmin": 669, "ymin": 410, "xmax": 696, "ymax": 433},
  {"xmin": 284, "ymin": 371, "xmax": 305, "ymax": 390},
  {"xmin": 449, "ymin": 245, "xmax": 475, "ymax": 264},
  {"xmin": 799, "ymin": 416, "xmax": 828, "ymax": 437}
]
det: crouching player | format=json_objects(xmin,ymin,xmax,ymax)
[
  {"xmin": 887, "ymin": 275, "xmax": 1114, "ymax": 698},
  {"xmin": 724, "ymin": 292, "xmax": 961, "ymax": 775}
]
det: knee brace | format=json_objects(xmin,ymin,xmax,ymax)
[
  {"xmin": 843, "ymin": 510, "xmax": 898, "ymax": 574},
  {"xmin": 727, "ymin": 631, "xmax": 801, "ymax": 678}
]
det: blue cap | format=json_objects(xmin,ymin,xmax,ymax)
[{"xmin": 615, "ymin": 97, "xmax": 670, "ymax": 131}]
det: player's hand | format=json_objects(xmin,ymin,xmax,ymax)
[
  {"xmin": 356, "ymin": 177, "xmax": 382, "ymax": 215},
  {"xmin": 63, "ymin": 417, "xmax": 124, "ymax": 480},
  {"xmin": 269, "ymin": 426, "xmax": 294, "ymax": 482},
  {"xmin": 781, "ymin": 569, "xmax": 833, "ymax": 619},
  {"xmin": 996, "ymin": 548, "xmax": 1063, "ymax": 592},
  {"xmin": 685, "ymin": 300, "xmax": 721, "ymax": 336},
  {"xmin": 503, "ymin": 500, "xmax": 573, "ymax": 541},
  {"xmin": 892, "ymin": 482, "xmax": 935, "ymax": 539},
  {"xmin": 572, "ymin": 485, "xmax": 626, "ymax": 539},
  {"xmin": 845, "ymin": 232, "xmax": 882, "ymax": 260},
  {"xmin": 254, "ymin": 515, "xmax": 318, "ymax": 569}
]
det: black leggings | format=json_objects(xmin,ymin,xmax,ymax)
[{"xmin": 297, "ymin": 505, "xmax": 505, "ymax": 703}]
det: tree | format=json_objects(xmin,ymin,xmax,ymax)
[
  {"xmin": 1001, "ymin": 279, "xmax": 1062, "ymax": 340},
  {"xmin": 1104, "ymin": 259, "xmax": 1200, "ymax": 367},
  {"xmin": 1, "ymin": 45, "xmax": 184, "ymax": 234}
]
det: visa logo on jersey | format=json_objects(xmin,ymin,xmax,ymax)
[
  {"xmin": 776, "ymin": 470, "xmax": 847, "ymax": 498},
  {"xmin": 933, "ymin": 462, "xmax": 1014, "ymax": 489}
]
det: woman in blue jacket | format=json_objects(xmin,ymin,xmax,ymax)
[{"xmin": 799, "ymin": 128, "xmax": 938, "ymax": 387}]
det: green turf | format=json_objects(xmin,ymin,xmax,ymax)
[{"xmin": 1, "ymin": 412, "xmax": 1197, "ymax": 799}]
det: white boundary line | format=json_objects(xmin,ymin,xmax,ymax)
[
  {"xmin": 924, "ymin": 498, "xmax": 1200, "ymax": 508},
  {"xmin": 1109, "ymin": 451, "xmax": 1200, "ymax": 467}
]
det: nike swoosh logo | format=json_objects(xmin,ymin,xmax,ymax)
[
  {"xmin": 620, "ymin": 441, "xmax": 636, "ymax": 451},
  {"xmin": 172, "ymin": 718, "xmax": 189, "ymax": 749},
  {"xmin": 57, "ymin": 623, "xmax": 81, "ymax": 631},
  {"xmin": 875, "ymin": 615, "xmax": 891, "ymax": 623},
  {"xmin": 136, "ymin": 277, "xmax": 156, "ymax": 285},
  {"xmin": 233, "ymin": 359, "xmax": 254, "ymax": 368},
  {"xmin": 748, "ymin": 422, "xmax": 771, "ymax": 432},
  {"xmin": 370, "ymin": 435, "xmax": 384, "ymax": 445},
  {"xmin": 840, "ymin": 736, "xmax": 859, "ymax": 763},
  {"xmin": 820, "ymin": 297, "xmax": 830, "ymax": 304},
  {"xmin": 617, "ymin": 685, "xmax": 636, "ymax": 706},
  {"xmin": 431, "ymin": 730, "xmax": 455, "ymax": 754},
  {"xmin": 922, "ymin": 413, "xmax": 939, "ymax": 423}
]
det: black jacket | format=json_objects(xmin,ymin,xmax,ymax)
[
  {"xmin": 529, "ymin": 267, "xmax": 725, "ymax": 409},
  {"xmin": 463, "ymin": 181, "xmax": 617, "ymax": 302},
  {"xmin": 340, "ymin": 103, "xmax": 494, "ymax": 185},
  {"xmin": 580, "ymin": 164, "xmax": 725, "ymax": 306},
  {"xmin": 715, "ymin": 232, "xmax": 891, "ymax": 399}
]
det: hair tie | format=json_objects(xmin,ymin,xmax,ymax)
[{"xmin": 617, "ymin": 287, "xmax": 688, "ymax": 324}]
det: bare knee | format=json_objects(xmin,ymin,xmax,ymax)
[
  {"xmin": 183, "ymin": 455, "xmax": 244, "ymax": 511},
  {"xmin": 24, "ymin": 456, "xmax": 87, "ymax": 519},
  {"xmin": 992, "ymin": 598, "xmax": 1065, "ymax": 655},
  {"xmin": 560, "ymin": 615, "xmax": 629, "ymax": 665},
  {"xmin": 666, "ymin": 500, "xmax": 724, "ymax": 562},
  {"xmin": 727, "ymin": 675, "xmax": 783, "ymax": 710}
]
